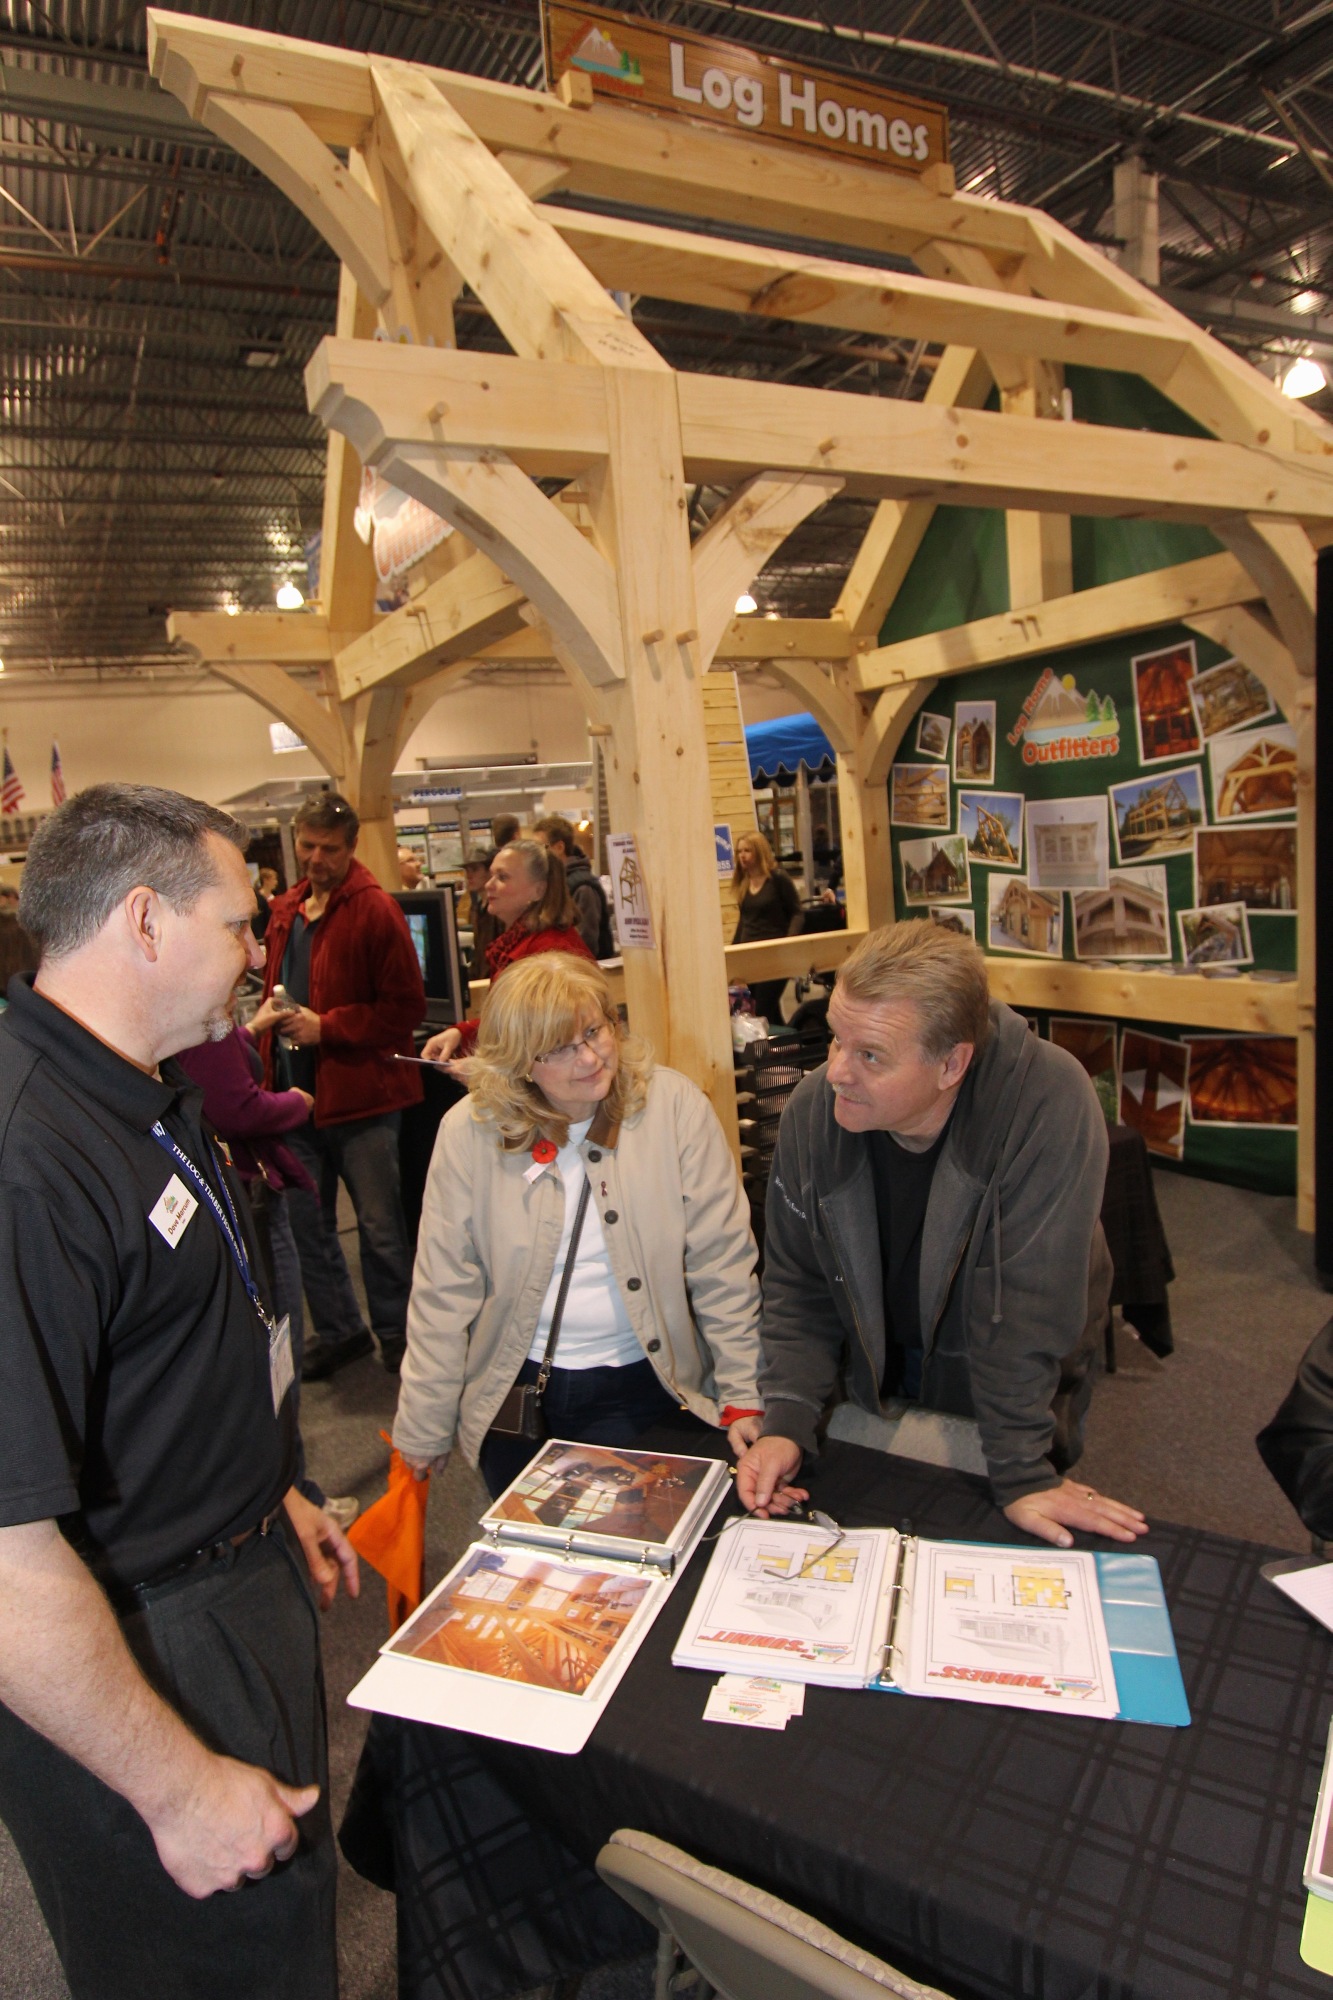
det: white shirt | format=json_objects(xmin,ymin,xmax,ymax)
[{"xmin": 526, "ymin": 1118, "xmax": 641, "ymax": 1370}]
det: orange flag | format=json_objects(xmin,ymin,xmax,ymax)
[{"xmin": 347, "ymin": 1434, "xmax": 429, "ymax": 1630}]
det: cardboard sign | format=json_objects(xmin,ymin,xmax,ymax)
[
  {"xmin": 606, "ymin": 832, "xmax": 656, "ymax": 950},
  {"xmin": 542, "ymin": 1, "xmax": 948, "ymax": 178}
]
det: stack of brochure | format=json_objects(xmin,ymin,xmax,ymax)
[{"xmin": 348, "ymin": 1440, "xmax": 730, "ymax": 1753}]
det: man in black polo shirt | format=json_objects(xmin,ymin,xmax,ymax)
[
  {"xmin": 738, "ymin": 920, "xmax": 1148, "ymax": 1550},
  {"xmin": 0, "ymin": 785, "xmax": 357, "ymax": 2000}
]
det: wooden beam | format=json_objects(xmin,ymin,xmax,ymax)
[
  {"xmin": 1182, "ymin": 604, "xmax": 1300, "ymax": 716},
  {"xmin": 863, "ymin": 680, "xmax": 934, "ymax": 791},
  {"xmin": 1002, "ymin": 360, "xmax": 1073, "ymax": 608},
  {"xmin": 207, "ymin": 661, "xmax": 347, "ymax": 780},
  {"xmin": 319, "ymin": 267, "xmax": 379, "ymax": 644},
  {"xmin": 857, "ymin": 552, "xmax": 1261, "ymax": 691},
  {"xmin": 354, "ymin": 136, "xmax": 459, "ymax": 347},
  {"xmin": 472, "ymin": 612, "xmax": 856, "ymax": 663},
  {"xmin": 301, "ymin": 341, "xmax": 1333, "ymax": 525},
  {"xmin": 168, "ymin": 608, "xmax": 333, "ymax": 666},
  {"xmin": 369, "ymin": 61, "xmax": 663, "ymax": 373},
  {"xmin": 691, "ymin": 472, "xmax": 843, "ymax": 668},
  {"xmin": 986, "ymin": 961, "xmax": 1297, "ymax": 1035},
  {"xmin": 1213, "ymin": 518, "xmax": 1317, "ymax": 671},
  {"xmin": 333, "ymin": 550, "xmax": 528, "ymax": 699},
  {"xmin": 544, "ymin": 208, "xmax": 1195, "ymax": 380},
  {"xmin": 836, "ymin": 348, "xmax": 992, "ymax": 640},
  {"xmin": 194, "ymin": 94, "xmax": 391, "ymax": 305},
  {"xmin": 754, "ymin": 658, "xmax": 860, "ymax": 756}
]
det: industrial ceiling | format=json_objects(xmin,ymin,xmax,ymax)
[{"xmin": 3, "ymin": 0, "xmax": 1333, "ymax": 675}]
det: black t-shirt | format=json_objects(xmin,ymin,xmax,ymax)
[
  {"xmin": 274, "ymin": 908, "xmax": 317, "ymax": 1095},
  {"xmin": 734, "ymin": 869, "xmax": 801, "ymax": 943},
  {"xmin": 0, "ymin": 977, "xmax": 295, "ymax": 1593},
  {"xmin": 868, "ymin": 1121, "xmax": 950, "ymax": 1399}
]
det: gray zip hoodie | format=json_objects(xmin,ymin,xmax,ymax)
[{"xmin": 758, "ymin": 1001, "xmax": 1112, "ymax": 1506}]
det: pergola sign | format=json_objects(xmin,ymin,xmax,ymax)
[{"xmin": 150, "ymin": 10, "xmax": 1329, "ymax": 1206}]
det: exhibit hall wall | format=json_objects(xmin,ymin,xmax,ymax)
[{"xmin": 884, "ymin": 368, "xmax": 1297, "ymax": 1195}]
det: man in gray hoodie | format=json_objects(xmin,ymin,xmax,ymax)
[{"xmin": 737, "ymin": 921, "xmax": 1147, "ymax": 1549}]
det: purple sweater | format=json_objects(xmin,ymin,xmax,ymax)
[{"xmin": 176, "ymin": 1025, "xmax": 315, "ymax": 1194}]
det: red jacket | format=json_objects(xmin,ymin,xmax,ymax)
[
  {"xmin": 259, "ymin": 857, "xmax": 426, "ymax": 1127},
  {"xmin": 456, "ymin": 924, "xmax": 594, "ymax": 1056}
]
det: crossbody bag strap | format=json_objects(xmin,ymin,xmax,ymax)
[{"xmin": 535, "ymin": 1172, "xmax": 593, "ymax": 1396}]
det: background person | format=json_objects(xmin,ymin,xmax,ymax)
[
  {"xmin": 457, "ymin": 847, "xmax": 499, "ymax": 983},
  {"xmin": 0, "ymin": 783, "xmax": 355, "ymax": 2000},
  {"xmin": 737, "ymin": 921, "xmax": 1147, "ymax": 1550},
  {"xmin": 395, "ymin": 953, "xmax": 763, "ymax": 1495},
  {"xmin": 532, "ymin": 813, "xmax": 613, "ymax": 959},
  {"xmin": 397, "ymin": 846, "xmax": 424, "ymax": 890},
  {"xmin": 422, "ymin": 838, "xmax": 591, "ymax": 1065},
  {"xmin": 250, "ymin": 793, "xmax": 425, "ymax": 1380},
  {"xmin": 732, "ymin": 830, "xmax": 802, "ymax": 1027}
]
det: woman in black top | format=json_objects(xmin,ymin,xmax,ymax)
[{"xmin": 732, "ymin": 831, "xmax": 802, "ymax": 1025}]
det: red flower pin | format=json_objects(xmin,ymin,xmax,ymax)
[{"xmin": 531, "ymin": 1138, "xmax": 558, "ymax": 1166}]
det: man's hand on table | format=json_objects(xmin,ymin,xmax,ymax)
[
  {"xmin": 735, "ymin": 1436, "xmax": 810, "ymax": 1517},
  {"xmin": 1004, "ymin": 1478, "xmax": 1148, "ymax": 1549},
  {"xmin": 148, "ymin": 1747, "xmax": 320, "ymax": 1898},
  {"xmin": 283, "ymin": 1488, "xmax": 359, "ymax": 1611}
]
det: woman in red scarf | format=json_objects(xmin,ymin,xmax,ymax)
[{"xmin": 422, "ymin": 838, "xmax": 593, "ymax": 1064}]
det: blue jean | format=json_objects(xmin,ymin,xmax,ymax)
[
  {"xmin": 284, "ymin": 1113, "xmax": 412, "ymax": 1349},
  {"xmin": 478, "ymin": 1356, "xmax": 679, "ymax": 1497}
]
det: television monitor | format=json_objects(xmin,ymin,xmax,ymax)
[{"xmin": 393, "ymin": 887, "xmax": 467, "ymax": 1027}]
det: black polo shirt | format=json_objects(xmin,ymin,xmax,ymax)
[{"xmin": 0, "ymin": 977, "xmax": 295, "ymax": 1594}]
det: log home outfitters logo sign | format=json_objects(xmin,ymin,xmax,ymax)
[
  {"xmin": 542, "ymin": 2, "xmax": 948, "ymax": 175},
  {"xmin": 1008, "ymin": 668, "xmax": 1121, "ymax": 766}
]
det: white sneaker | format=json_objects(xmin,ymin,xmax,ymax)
[{"xmin": 322, "ymin": 1495, "xmax": 360, "ymax": 1529}]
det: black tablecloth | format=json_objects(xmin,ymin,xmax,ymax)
[{"xmin": 342, "ymin": 1428, "xmax": 1331, "ymax": 2000}]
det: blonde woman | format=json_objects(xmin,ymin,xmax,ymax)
[
  {"xmin": 732, "ymin": 829, "xmax": 802, "ymax": 1027},
  {"xmin": 395, "ymin": 954, "xmax": 763, "ymax": 1495}
]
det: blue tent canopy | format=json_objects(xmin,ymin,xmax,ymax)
[{"xmin": 745, "ymin": 712, "xmax": 837, "ymax": 787}]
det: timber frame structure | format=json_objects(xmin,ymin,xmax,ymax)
[{"xmin": 149, "ymin": 10, "xmax": 1331, "ymax": 1214}]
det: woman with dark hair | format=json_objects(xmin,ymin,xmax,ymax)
[
  {"xmin": 396, "ymin": 953, "xmax": 762, "ymax": 1496},
  {"xmin": 422, "ymin": 838, "xmax": 592, "ymax": 1064},
  {"xmin": 732, "ymin": 829, "xmax": 802, "ymax": 1027}
]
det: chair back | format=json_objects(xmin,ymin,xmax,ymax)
[{"xmin": 596, "ymin": 1829, "xmax": 954, "ymax": 2000}]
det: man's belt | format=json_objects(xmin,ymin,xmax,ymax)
[{"xmin": 129, "ymin": 1504, "xmax": 285, "ymax": 1598}]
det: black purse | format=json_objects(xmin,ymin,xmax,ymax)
[{"xmin": 486, "ymin": 1175, "xmax": 592, "ymax": 1443}]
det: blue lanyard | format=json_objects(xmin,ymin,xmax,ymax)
[{"xmin": 149, "ymin": 1120, "xmax": 273, "ymax": 1335}]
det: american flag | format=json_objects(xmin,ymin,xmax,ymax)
[
  {"xmin": 0, "ymin": 746, "xmax": 23, "ymax": 815},
  {"xmin": 50, "ymin": 741, "xmax": 66, "ymax": 807}
]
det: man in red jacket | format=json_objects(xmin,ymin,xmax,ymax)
[{"xmin": 250, "ymin": 794, "xmax": 425, "ymax": 1379}]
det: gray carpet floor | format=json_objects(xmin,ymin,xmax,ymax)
[{"xmin": 2, "ymin": 1167, "xmax": 1326, "ymax": 2000}]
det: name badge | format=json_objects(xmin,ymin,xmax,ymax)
[
  {"xmin": 149, "ymin": 1174, "xmax": 199, "ymax": 1247},
  {"xmin": 269, "ymin": 1314, "xmax": 294, "ymax": 1416}
]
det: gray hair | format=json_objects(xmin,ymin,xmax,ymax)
[
  {"xmin": 838, "ymin": 920, "xmax": 992, "ymax": 1060},
  {"xmin": 20, "ymin": 784, "xmax": 248, "ymax": 960}
]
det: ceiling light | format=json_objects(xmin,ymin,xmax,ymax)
[
  {"xmin": 224, "ymin": 599, "xmax": 240, "ymax": 617},
  {"xmin": 734, "ymin": 592, "xmax": 758, "ymax": 615},
  {"xmin": 0, "ymin": 656, "xmax": 6, "ymax": 674},
  {"xmin": 1292, "ymin": 290, "xmax": 1322, "ymax": 316},
  {"xmin": 1282, "ymin": 356, "xmax": 1326, "ymax": 399},
  {"xmin": 275, "ymin": 581, "xmax": 304, "ymax": 610}
]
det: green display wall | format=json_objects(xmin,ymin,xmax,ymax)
[{"xmin": 880, "ymin": 369, "xmax": 1297, "ymax": 1196}]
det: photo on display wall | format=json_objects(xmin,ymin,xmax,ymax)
[
  {"xmin": 1049, "ymin": 1017, "xmax": 1119, "ymax": 1123},
  {"xmin": 987, "ymin": 875, "xmax": 1063, "ymax": 957},
  {"xmin": 890, "ymin": 762, "xmax": 951, "ymax": 829},
  {"xmin": 1183, "ymin": 1034, "xmax": 1297, "ymax": 1128},
  {"xmin": 1194, "ymin": 826, "xmax": 1296, "ymax": 913},
  {"xmin": 958, "ymin": 790, "xmax": 1024, "ymax": 869},
  {"xmin": 1132, "ymin": 640, "xmax": 1202, "ymax": 765},
  {"xmin": 1025, "ymin": 797, "xmax": 1110, "ymax": 892},
  {"xmin": 953, "ymin": 701, "xmax": 996, "ymax": 784},
  {"xmin": 915, "ymin": 711, "xmax": 952, "ymax": 760},
  {"xmin": 1109, "ymin": 767, "xmax": 1206, "ymax": 864},
  {"xmin": 901, "ymin": 834, "xmax": 971, "ymax": 907},
  {"xmin": 1120, "ymin": 1031, "xmax": 1190, "ymax": 1161},
  {"xmin": 928, "ymin": 905, "xmax": 976, "ymax": 937},
  {"xmin": 1188, "ymin": 658, "xmax": 1275, "ymax": 741},
  {"xmin": 1208, "ymin": 723, "xmax": 1298, "ymax": 823},
  {"xmin": 1070, "ymin": 865, "xmax": 1171, "ymax": 962},
  {"xmin": 1177, "ymin": 902, "xmax": 1253, "ymax": 969}
]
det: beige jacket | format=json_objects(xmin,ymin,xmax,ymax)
[{"xmin": 393, "ymin": 1066, "xmax": 762, "ymax": 1467}]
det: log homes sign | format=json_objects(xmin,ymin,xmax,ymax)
[{"xmin": 541, "ymin": 1, "xmax": 949, "ymax": 176}]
